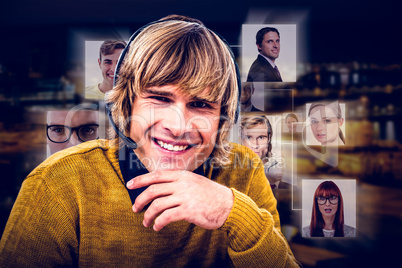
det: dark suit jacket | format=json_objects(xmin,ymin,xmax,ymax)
[
  {"xmin": 278, "ymin": 181, "xmax": 292, "ymax": 189},
  {"xmin": 247, "ymin": 55, "xmax": 282, "ymax": 82},
  {"xmin": 251, "ymin": 105, "xmax": 263, "ymax": 112},
  {"xmin": 241, "ymin": 105, "xmax": 263, "ymax": 113}
]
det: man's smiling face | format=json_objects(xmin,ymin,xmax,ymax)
[
  {"xmin": 129, "ymin": 85, "xmax": 221, "ymax": 172},
  {"xmin": 258, "ymin": 31, "xmax": 280, "ymax": 61},
  {"xmin": 98, "ymin": 48, "xmax": 123, "ymax": 90}
]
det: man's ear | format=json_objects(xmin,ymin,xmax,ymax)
[
  {"xmin": 98, "ymin": 58, "xmax": 101, "ymax": 68},
  {"xmin": 257, "ymin": 44, "xmax": 262, "ymax": 53}
]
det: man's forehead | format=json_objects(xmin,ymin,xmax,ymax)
[
  {"xmin": 47, "ymin": 111, "xmax": 98, "ymax": 125},
  {"xmin": 101, "ymin": 49, "xmax": 124, "ymax": 59},
  {"xmin": 264, "ymin": 31, "xmax": 279, "ymax": 40},
  {"xmin": 245, "ymin": 124, "xmax": 268, "ymax": 132},
  {"xmin": 47, "ymin": 111, "xmax": 68, "ymax": 123},
  {"xmin": 143, "ymin": 85, "xmax": 220, "ymax": 102}
]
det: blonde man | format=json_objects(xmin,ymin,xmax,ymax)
[
  {"xmin": 241, "ymin": 115, "xmax": 289, "ymax": 189},
  {"xmin": 0, "ymin": 16, "xmax": 300, "ymax": 267}
]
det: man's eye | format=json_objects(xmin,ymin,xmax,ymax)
[
  {"xmin": 79, "ymin": 126, "xmax": 98, "ymax": 138},
  {"xmin": 51, "ymin": 127, "xmax": 65, "ymax": 134},
  {"xmin": 81, "ymin": 127, "xmax": 94, "ymax": 134},
  {"xmin": 257, "ymin": 136, "xmax": 267, "ymax": 140},
  {"xmin": 191, "ymin": 101, "xmax": 211, "ymax": 109},
  {"xmin": 151, "ymin": 96, "xmax": 170, "ymax": 103}
]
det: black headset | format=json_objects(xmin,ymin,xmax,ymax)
[{"xmin": 106, "ymin": 18, "xmax": 242, "ymax": 150}]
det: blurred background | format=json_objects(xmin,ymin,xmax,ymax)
[{"xmin": 1, "ymin": 0, "xmax": 401, "ymax": 267}]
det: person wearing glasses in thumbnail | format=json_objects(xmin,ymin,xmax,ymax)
[
  {"xmin": 302, "ymin": 181, "xmax": 356, "ymax": 237},
  {"xmin": 85, "ymin": 40, "xmax": 127, "ymax": 99},
  {"xmin": 46, "ymin": 110, "xmax": 99, "ymax": 155},
  {"xmin": 308, "ymin": 102, "xmax": 345, "ymax": 146},
  {"xmin": 0, "ymin": 15, "xmax": 300, "ymax": 267}
]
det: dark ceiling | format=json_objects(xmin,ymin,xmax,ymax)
[{"xmin": 2, "ymin": 0, "xmax": 400, "ymax": 68}]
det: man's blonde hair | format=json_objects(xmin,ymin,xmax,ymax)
[
  {"xmin": 240, "ymin": 115, "xmax": 273, "ymax": 158},
  {"xmin": 107, "ymin": 18, "xmax": 239, "ymax": 166}
]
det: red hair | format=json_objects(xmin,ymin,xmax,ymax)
[{"xmin": 310, "ymin": 181, "xmax": 344, "ymax": 237}]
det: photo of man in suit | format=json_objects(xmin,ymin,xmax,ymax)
[
  {"xmin": 247, "ymin": 27, "xmax": 282, "ymax": 82},
  {"xmin": 240, "ymin": 82, "xmax": 263, "ymax": 112}
]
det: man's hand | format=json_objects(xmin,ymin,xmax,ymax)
[{"xmin": 126, "ymin": 170, "xmax": 234, "ymax": 231}]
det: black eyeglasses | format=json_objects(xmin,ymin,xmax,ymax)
[
  {"xmin": 47, "ymin": 124, "xmax": 99, "ymax": 143},
  {"xmin": 316, "ymin": 195, "xmax": 339, "ymax": 205}
]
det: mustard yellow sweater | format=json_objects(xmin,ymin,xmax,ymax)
[{"xmin": 0, "ymin": 140, "xmax": 300, "ymax": 267}]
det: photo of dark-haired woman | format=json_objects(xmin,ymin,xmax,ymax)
[{"xmin": 302, "ymin": 180, "xmax": 356, "ymax": 237}]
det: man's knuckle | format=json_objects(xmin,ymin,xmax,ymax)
[
  {"xmin": 152, "ymin": 199, "xmax": 160, "ymax": 210},
  {"xmin": 143, "ymin": 210, "xmax": 150, "ymax": 221},
  {"xmin": 147, "ymin": 184, "xmax": 157, "ymax": 197},
  {"xmin": 163, "ymin": 212, "xmax": 173, "ymax": 223}
]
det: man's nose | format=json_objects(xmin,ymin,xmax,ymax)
[
  {"xmin": 161, "ymin": 104, "xmax": 193, "ymax": 137},
  {"xmin": 249, "ymin": 139, "xmax": 259, "ymax": 148},
  {"xmin": 255, "ymin": 139, "xmax": 263, "ymax": 147},
  {"xmin": 111, "ymin": 62, "xmax": 117, "ymax": 74},
  {"xmin": 67, "ymin": 132, "xmax": 81, "ymax": 147}
]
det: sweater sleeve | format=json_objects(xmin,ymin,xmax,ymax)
[
  {"xmin": 220, "ymin": 158, "xmax": 301, "ymax": 267},
  {"xmin": 0, "ymin": 175, "xmax": 79, "ymax": 267}
]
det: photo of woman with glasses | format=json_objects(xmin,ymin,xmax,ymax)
[
  {"xmin": 302, "ymin": 180, "xmax": 356, "ymax": 237},
  {"xmin": 306, "ymin": 102, "xmax": 345, "ymax": 146}
]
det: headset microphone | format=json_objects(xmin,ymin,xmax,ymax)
[{"xmin": 106, "ymin": 102, "xmax": 137, "ymax": 149}]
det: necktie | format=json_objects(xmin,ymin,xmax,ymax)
[{"xmin": 274, "ymin": 66, "xmax": 282, "ymax": 80}]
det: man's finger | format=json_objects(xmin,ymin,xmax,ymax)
[
  {"xmin": 142, "ymin": 195, "xmax": 180, "ymax": 227},
  {"xmin": 153, "ymin": 206, "xmax": 185, "ymax": 231},
  {"xmin": 133, "ymin": 183, "xmax": 175, "ymax": 212},
  {"xmin": 127, "ymin": 170, "xmax": 179, "ymax": 189}
]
